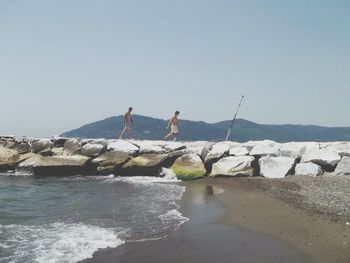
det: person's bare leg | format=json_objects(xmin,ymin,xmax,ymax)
[{"xmin": 119, "ymin": 127, "xmax": 127, "ymax": 139}]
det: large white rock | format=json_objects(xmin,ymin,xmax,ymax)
[
  {"xmin": 242, "ymin": 140, "xmax": 277, "ymax": 151},
  {"xmin": 107, "ymin": 140, "xmax": 139, "ymax": 155},
  {"xmin": 134, "ymin": 141, "xmax": 166, "ymax": 154},
  {"xmin": 229, "ymin": 146, "xmax": 249, "ymax": 156},
  {"xmin": 183, "ymin": 141, "xmax": 211, "ymax": 156},
  {"xmin": 278, "ymin": 142, "xmax": 307, "ymax": 158},
  {"xmin": 301, "ymin": 149, "xmax": 341, "ymax": 169},
  {"xmin": 259, "ymin": 156, "xmax": 296, "ymax": 178},
  {"xmin": 295, "ymin": 162, "xmax": 323, "ymax": 177},
  {"xmin": 326, "ymin": 142, "xmax": 350, "ymax": 157},
  {"xmin": 64, "ymin": 138, "xmax": 82, "ymax": 155},
  {"xmin": 163, "ymin": 142, "xmax": 186, "ymax": 151},
  {"xmin": 205, "ymin": 141, "xmax": 234, "ymax": 163},
  {"xmin": 139, "ymin": 145, "xmax": 166, "ymax": 154},
  {"xmin": 320, "ymin": 142, "xmax": 341, "ymax": 149},
  {"xmin": 31, "ymin": 139, "xmax": 53, "ymax": 153},
  {"xmin": 333, "ymin": 156, "xmax": 350, "ymax": 176},
  {"xmin": 89, "ymin": 139, "xmax": 108, "ymax": 148},
  {"xmin": 250, "ymin": 144, "xmax": 279, "ymax": 157},
  {"xmin": 303, "ymin": 142, "xmax": 320, "ymax": 154},
  {"xmin": 81, "ymin": 143, "xmax": 105, "ymax": 157},
  {"xmin": 211, "ymin": 156, "xmax": 255, "ymax": 177}
]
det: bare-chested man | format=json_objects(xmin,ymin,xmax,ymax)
[
  {"xmin": 164, "ymin": 111, "xmax": 180, "ymax": 141},
  {"xmin": 119, "ymin": 107, "xmax": 134, "ymax": 139}
]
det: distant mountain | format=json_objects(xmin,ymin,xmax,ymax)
[{"xmin": 61, "ymin": 115, "xmax": 350, "ymax": 142}]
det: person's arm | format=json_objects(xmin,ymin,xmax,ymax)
[
  {"xmin": 130, "ymin": 114, "xmax": 134, "ymax": 124},
  {"xmin": 167, "ymin": 118, "xmax": 172, "ymax": 129}
]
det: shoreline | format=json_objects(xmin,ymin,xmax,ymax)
[{"xmin": 80, "ymin": 178, "xmax": 350, "ymax": 263}]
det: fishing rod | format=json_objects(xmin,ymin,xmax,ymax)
[{"xmin": 225, "ymin": 95, "xmax": 244, "ymax": 141}]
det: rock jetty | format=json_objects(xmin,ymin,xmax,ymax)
[{"xmin": 1, "ymin": 136, "xmax": 349, "ymax": 180}]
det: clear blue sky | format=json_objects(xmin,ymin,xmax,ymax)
[{"xmin": 1, "ymin": 0, "xmax": 349, "ymax": 136}]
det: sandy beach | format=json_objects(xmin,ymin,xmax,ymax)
[{"xmin": 81, "ymin": 177, "xmax": 350, "ymax": 263}]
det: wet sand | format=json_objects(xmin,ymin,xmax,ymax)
[
  {"xmin": 80, "ymin": 177, "xmax": 350, "ymax": 263},
  {"xmin": 209, "ymin": 177, "xmax": 350, "ymax": 263}
]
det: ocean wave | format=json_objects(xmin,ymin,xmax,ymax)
[{"xmin": 0, "ymin": 222, "xmax": 124, "ymax": 263}]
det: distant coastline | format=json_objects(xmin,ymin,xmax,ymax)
[{"xmin": 61, "ymin": 115, "xmax": 350, "ymax": 142}]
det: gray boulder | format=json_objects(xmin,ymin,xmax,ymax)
[
  {"xmin": 259, "ymin": 156, "xmax": 296, "ymax": 178},
  {"xmin": 295, "ymin": 162, "xmax": 323, "ymax": 177},
  {"xmin": 211, "ymin": 156, "xmax": 255, "ymax": 177},
  {"xmin": 183, "ymin": 141, "xmax": 210, "ymax": 157},
  {"xmin": 0, "ymin": 147, "xmax": 19, "ymax": 170},
  {"xmin": 139, "ymin": 144, "xmax": 166, "ymax": 154},
  {"xmin": 229, "ymin": 146, "xmax": 249, "ymax": 156},
  {"xmin": 31, "ymin": 139, "xmax": 53, "ymax": 153},
  {"xmin": 91, "ymin": 151, "xmax": 130, "ymax": 174},
  {"xmin": 64, "ymin": 138, "xmax": 82, "ymax": 155},
  {"xmin": 205, "ymin": 142, "xmax": 233, "ymax": 164},
  {"xmin": 121, "ymin": 154, "xmax": 168, "ymax": 176},
  {"xmin": 200, "ymin": 142, "xmax": 214, "ymax": 161},
  {"xmin": 333, "ymin": 156, "xmax": 350, "ymax": 176},
  {"xmin": 326, "ymin": 142, "xmax": 350, "ymax": 157},
  {"xmin": 81, "ymin": 143, "xmax": 105, "ymax": 157},
  {"xmin": 278, "ymin": 142, "xmax": 307, "ymax": 158},
  {"xmin": 163, "ymin": 142, "xmax": 186, "ymax": 152},
  {"xmin": 13, "ymin": 141, "xmax": 30, "ymax": 154},
  {"xmin": 107, "ymin": 140, "xmax": 139, "ymax": 155},
  {"xmin": 301, "ymin": 149, "xmax": 341, "ymax": 170},
  {"xmin": 51, "ymin": 137, "xmax": 69, "ymax": 148},
  {"xmin": 3, "ymin": 137, "xmax": 31, "ymax": 154},
  {"xmin": 18, "ymin": 155, "xmax": 90, "ymax": 175},
  {"xmin": 250, "ymin": 144, "xmax": 279, "ymax": 157},
  {"xmin": 18, "ymin": 153, "xmax": 38, "ymax": 163},
  {"xmin": 51, "ymin": 147, "xmax": 64, "ymax": 156}
]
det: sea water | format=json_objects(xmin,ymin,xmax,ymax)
[{"xmin": 0, "ymin": 169, "xmax": 187, "ymax": 263}]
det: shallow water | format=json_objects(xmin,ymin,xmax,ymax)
[
  {"xmin": 0, "ymin": 170, "xmax": 187, "ymax": 263},
  {"xmin": 83, "ymin": 182, "xmax": 312, "ymax": 263}
]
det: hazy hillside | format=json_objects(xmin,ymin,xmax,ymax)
[{"xmin": 61, "ymin": 115, "xmax": 350, "ymax": 142}]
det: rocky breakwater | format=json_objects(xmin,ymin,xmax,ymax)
[{"xmin": 0, "ymin": 136, "xmax": 350, "ymax": 180}]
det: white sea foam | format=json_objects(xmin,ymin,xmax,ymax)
[
  {"xmin": 13, "ymin": 170, "xmax": 33, "ymax": 176},
  {"xmin": 0, "ymin": 170, "xmax": 32, "ymax": 176},
  {"xmin": 159, "ymin": 209, "xmax": 189, "ymax": 227},
  {"xmin": 1, "ymin": 223, "xmax": 124, "ymax": 263},
  {"xmin": 103, "ymin": 168, "xmax": 180, "ymax": 185}
]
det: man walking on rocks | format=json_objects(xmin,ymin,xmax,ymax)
[
  {"xmin": 164, "ymin": 111, "xmax": 180, "ymax": 141},
  {"xmin": 119, "ymin": 107, "xmax": 134, "ymax": 139}
]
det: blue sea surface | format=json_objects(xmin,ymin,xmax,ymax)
[{"xmin": 0, "ymin": 170, "xmax": 187, "ymax": 263}]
